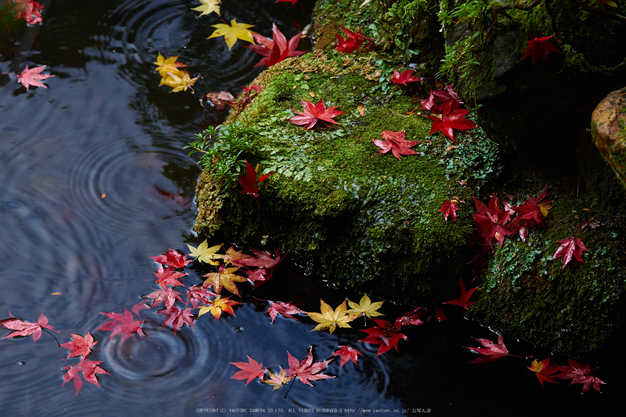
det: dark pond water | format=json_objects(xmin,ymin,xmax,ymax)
[{"xmin": 0, "ymin": 0, "xmax": 623, "ymax": 416}]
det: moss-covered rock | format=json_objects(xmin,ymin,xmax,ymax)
[{"xmin": 592, "ymin": 87, "xmax": 626, "ymax": 191}]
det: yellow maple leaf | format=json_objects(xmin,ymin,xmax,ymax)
[
  {"xmin": 262, "ymin": 367, "xmax": 293, "ymax": 390},
  {"xmin": 208, "ymin": 19, "xmax": 255, "ymax": 50},
  {"xmin": 308, "ymin": 299, "xmax": 356, "ymax": 333},
  {"xmin": 187, "ymin": 240, "xmax": 223, "ymax": 265},
  {"xmin": 153, "ymin": 53, "xmax": 187, "ymax": 78},
  {"xmin": 346, "ymin": 293, "xmax": 384, "ymax": 318},
  {"xmin": 191, "ymin": 0, "xmax": 221, "ymax": 16},
  {"xmin": 160, "ymin": 70, "xmax": 198, "ymax": 93},
  {"xmin": 197, "ymin": 296, "xmax": 240, "ymax": 320},
  {"xmin": 203, "ymin": 266, "xmax": 248, "ymax": 296}
]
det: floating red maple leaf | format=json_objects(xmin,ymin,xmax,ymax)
[
  {"xmin": 332, "ymin": 345, "xmax": 363, "ymax": 367},
  {"xmin": 522, "ymin": 35, "xmax": 560, "ymax": 66},
  {"xmin": 143, "ymin": 287, "xmax": 184, "ymax": 310},
  {"xmin": 396, "ymin": 307, "xmax": 427, "ymax": 326},
  {"xmin": 150, "ymin": 248, "xmax": 192, "ymax": 269},
  {"xmin": 360, "ymin": 319, "xmax": 408, "ymax": 356},
  {"xmin": 288, "ymin": 98, "xmax": 345, "ymax": 130},
  {"xmin": 439, "ymin": 199, "xmax": 459, "ymax": 222},
  {"xmin": 426, "ymin": 108, "xmax": 476, "ymax": 142},
  {"xmin": 528, "ymin": 358, "xmax": 560, "ymax": 387},
  {"xmin": 154, "ymin": 265, "xmax": 187, "ymax": 290},
  {"xmin": 60, "ymin": 333, "xmax": 98, "ymax": 359},
  {"xmin": 265, "ymin": 300, "xmax": 306, "ymax": 323},
  {"xmin": 233, "ymin": 247, "xmax": 287, "ymax": 289},
  {"xmin": 373, "ymin": 130, "xmax": 420, "ymax": 160},
  {"xmin": 197, "ymin": 295, "xmax": 240, "ymax": 320},
  {"xmin": 16, "ymin": 65, "xmax": 54, "ymax": 89},
  {"xmin": 97, "ymin": 308, "xmax": 145, "ymax": 342},
  {"xmin": 62, "ymin": 357, "xmax": 110, "ymax": 395},
  {"xmin": 555, "ymin": 358, "xmax": 606, "ymax": 393},
  {"xmin": 464, "ymin": 333, "xmax": 515, "ymax": 364},
  {"xmin": 552, "ymin": 236, "xmax": 588, "ymax": 267},
  {"xmin": 286, "ymin": 348, "xmax": 334, "ymax": 385},
  {"xmin": 336, "ymin": 27, "xmax": 367, "ymax": 53},
  {"xmin": 443, "ymin": 276, "xmax": 477, "ymax": 310},
  {"xmin": 0, "ymin": 310, "xmax": 59, "ymax": 343},
  {"xmin": 231, "ymin": 355, "xmax": 265, "ymax": 385},
  {"xmin": 201, "ymin": 91, "xmax": 237, "ymax": 112},
  {"xmin": 238, "ymin": 160, "xmax": 273, "ymax": 198},
  {"xmin": 158, "ymin": 305, "xmax": 195, "ymax": 334},
  {"xmin": 185, "ymin": 285, "xmax": 217, "ymax": 308},
  {"xmin": 244, "ymin": 23, "xmax": 305, "ymax": 67},
  {"xmin": 390, "ymin": 69, "xmax": 422, "ymax": 86}
]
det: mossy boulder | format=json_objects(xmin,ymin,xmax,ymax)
[
  {"xmin": 592, "ymin": 86, "xmax": 626, "ymax": 191},
  {"xmin": 194, "ymin": 47, "xmax": 502, "ymax": 302}
]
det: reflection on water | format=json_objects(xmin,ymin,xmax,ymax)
[{"xmin": 0, "ymin": 0, "xmax": 623, "ymax": 416}]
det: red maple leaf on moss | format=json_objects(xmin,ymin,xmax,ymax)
[
  {"xmin": 238, "ymin": 160, "xmax": 272, "ymax": 198},
  {"xmin": 97, "ymin": 308, "xmax": 145, "ymax": 342},
  {"xmin": 522, "ymin": 35, "xmax": 560, "ymax": 66},
  {"xmin": 552, "ymin": 236, "xmax": 588, "ymax": 267},
  {"xmin": 426, "ymin": 109, "xmax": 476, "ymax": 142},
  {"xmin": 439, "ymin": 199, "xmax": 459, "ymax": 222},
  {"xmin": 390, "ymin": 69, "xmax": 422, "ymax": 86},
  {"xmin": 288, "ymin": 98, "xmax": 345, "ymax": 130},
  {"xmin": 373, "ymin": 130, "xmax": 420, "ymax": 160},
  {"xmin": 336, "ymin": 27, "xmax": 367, "ymax": 53},
  {"xmin": 244, "ymin": 23, "xmax": 305, "ymax": 68}
]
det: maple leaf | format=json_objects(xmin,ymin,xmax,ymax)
[
  {"xmin": 471, "ymin": 193, "xmax": 516, "ymax": 249},
  {"xmin": 62, "ymin": 358, "xmax": 109, "ymax": 395},
  {"xmin": 522, "ymin": 35, "xmax": 560, "ymax": 66},
  {"xmin": 222, "ymin": 245, "xmax": 252, "ymax": 266},
  {"xmin": 425, "ymin": 109, "xmax": 476, "ymax": 142},
  {"xmin": 263, "ymin": 366, "xmax": 293, "ymax": 390},
  {"xmin": 244, "ymin": 23, "xmax": 305, "ymax": 68},
  {"xmin": 11, "ymin": 0, "xmax": 44, "ymax": 25},
  {"xmin": 231, "ymin": 356, "xmax": 265, "ymax": 385},
  {"xmin": 187, "ymin": 240, "xmax": 223, "ymax": 265},
  {"xmin": 396, "ymin": 307, "xmax": 427, "ymax": 326},
  {"xmin": 332, "ymin": 345, "xmax": 363, "ymax": 367},
  {"xmin": 97, "ymin": 308, "xmax": 145, "ymax": 342},
  {"xmin": 238, "ymin": 160, "xmax": 273, "ymax": 198},
  {"xmin": 509, "ymin": 186, "xmax": 552, "ymax": 242},
  {"xmin": 336, "ymin": 27, "xmax": 367, "ymax": 54},
  {"xmin": 197, "ymin": 295, "xmax": 240, "ymax": 320},
  {"xmin": 288, "ymin": 98, "xmax": 345, "ymax": 130},
  {"xmin": 16, "ymin": 65, "xmax": 54, "ymax": 89},
  {"xmin": 390, "ymin": 69, "xmax": 422, "ymax": 86},
  {"xmin": 439, "ymin": 199, "xmax": 459, "ymax": 222},
  {"xmin": 373, "ymin": 130, "xmax": 420, "ymax": 161},
  {"xmin": 528, "ymin": 358, "xmax": 560, "ymax": 387},
  {"xmin": 237, "ymin": 85, "xmax": 262, "ymax": 107},
  {"xmin": 60, "ymin": 333, "xmax": 98, "ymax": 359},
  {"xmin": 153, "ymin": 265, "xmax": 187, "ymax": 290},
  {"xmin": 191, "ymin": 0, "xmax": 221, "ymax": 16},
  {"xmin": 265, "ymin": 300, "xmax": 306, "ymax": 323},
  {"xmin": 143, "ymin": 287, "xmax": 184, "ymax": 310},
  {"xmin": 443, "ymin": 276, "xmax": 477, "ymax": 310},
  {"xmin": 201, "ymin": 91, "xmax": 237, "ymax": 111},
  {"xmin": 346, "ymin": 293, "xmax": 384, "ymax": 319},
  {"xmin": 464, "ymin": 333, "xmax": 514, "ymax": 364},
  {"xmin": 555, "ymin": 358, "xmax": 606, "ymax": 393},
  {"xmin": 208, "ymin": 19, "xmax": 255, "ymax": 50},
  {"xmin": 0, "ymin": 310, "xmax": 59, "ymax": 343},
  {"xmin": 153, "ymin": 53, "xmax": 187, "ymax": 78},
  {"xmin": 308, "ymin": 299, "xmax": 357, "ymax": 333},
  {"xmin": 432, "ymin": 85, "xmax": 463, "ymax": 115},
  {"xmin": 150, "ymin": 248, "xmax": 192, "ymax": 269},
  {"xmin": 360, "ymin": 319, "xmax": 408, "ymax": 356},
  {"xmin": 203, "ymin": 265, "xmax": 248, "ymax": 297},
  {"xmin": 286, "ymin": 348, "xmax": 334, "ymax": 386},
  {"xmin": 552, "ymin": 236, "xmax": 588, "ymax": 267},
  {"xmin": 160, "ymin": 70, "xmax": 198, "ymax": 93},
  {"xmin": 158, "ymin": 305, "xmax": 195, "ymax": 334},
  {"xmin": 233, "ymin": 246, "xmax": 286, "ymax": 289},
  {"xmin": 185, "ymin": 285, "xmax": 217, "ymax": 308}
]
